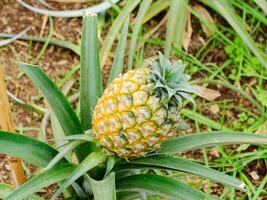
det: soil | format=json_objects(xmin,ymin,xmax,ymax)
[{"xmin": 0, "ymin": 0, "xmax": 266, "ymax": 199}]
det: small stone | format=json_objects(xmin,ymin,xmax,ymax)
[
  {"xmin": 209, "ymin": 148, "xmax": 220, "ymax": 158},
  {"xmin": 249, "ymin": 171, "xmax": 259, "ymax": 180},
  {"xmin": 5, "ymin": 164, "xmax": 10, "ymax": 171},
  {"xmin": 57, "ymin": 60, "xmax": 68, "ymax": 65}
]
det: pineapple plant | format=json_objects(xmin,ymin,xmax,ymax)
[{"xmin": 0, "ymin": 13, "xmax": 267, "ymax": 200}]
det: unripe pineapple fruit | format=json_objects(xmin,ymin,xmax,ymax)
[{"xmin": 92, "ymin": 54, "xmax": 198, "ymax": 158}]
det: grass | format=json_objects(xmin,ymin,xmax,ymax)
[
  {"xmin": 124, "ymin": 0, "xmax": 266, "ymax": 198},
  {"xmin": 0, "ymin": 0, "xmax": 266, "ymax": 199}
]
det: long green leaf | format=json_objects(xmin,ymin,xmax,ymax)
[
  {"xmin": 17, "ymin": 0, "xmax": 120, "ymax": 17},
  {"xmin": 117, "ymin": 192, "xmax": 140, "ymax": 200},
  {"xmin": 0, "ymin": 131, "xmax": 58, "ymax": 167},
  {"xmin": 0, "ymin": 183, "xmax": 43, "ymax": 200},
  {"xmin": 202, "ymin": 0, "xmax": 267, "ymax": 67},
  {"xmin": 101, "ymin": 0, "xmax": 141, "ymax": 66},
  {"xmin": 0, "ymin": 27, "xmax": 30, "ymax": 47},
  {"xmin": 165, "ymin": 0, "xmax": 188, "ymax": 56},
  {"xmin": 173, "ymin": 0, "xmax": 189, "ymax": 49},
  {"xmin": 117, "ymin": 174, "xmax": 206, "ymax": 199},
  {"xmin": 6, "ymin": 163, "xmax": 76, "ymax": 200},
  {"xmin": 233, "ymin": 0, "xmax": 267, "ymax": 25},
  {"xmin": 254, "ymin": 0, "xmax": 267, "ymax": 15},
  {"xmin": 45, "ymin": 140, "xmax": 85, "ymax": 170},
  {"xmin": 182, "ymin": 108, "xmax": 230, "ymax": 130},
  {"xmin": 52, "ymin": 132, "xmax": 95, "ymax": 142},
  {"xmin": 0, "ymin": 183, "xmax": 13, "ymax": 199},
  {"xmin": 80, "ymin": 13, "xmax": 103, "ymax": 130},
  {"xmin": 117, "ymin": 155, "xmax": 246, "ymax": 191},
  {"xmin": 0, "ymin": 33, "xmax": 80, "ymax": 55},
  {"xmin": 104, "ymin": 156, "xmax": 116, "ymax": 177},
  {"xmin": 142, "ymin": 0, "xmax": 170, "ymax": 24},
  {"xmin": 107, "ymin": 17, "xmax": 129, "ymax": 84},
  {"xmin": 51, "ymin": 151, "xmax": 107, "ymax": 199},
  {"xmin": 17, "ymin": 62, "xmax": 83, "ymax": 135},
  {"xmin": 16, "ymin": 62, "xmax": 91, "ymax": 160},
  {"xmin": 33, "ymin": 16, "xmax": 53, "ymax": 64},
  {"xmin": 7, "ymin": 90, "xmax": 46, "ymax": 114},
  {"xmin": 128, "ymin": 0, "xmax": 152, "ymax": 69},
  {"xmin": 36, "ymin": 0, "xmax": 53, "ymax": 9},
  {"xmin": 159, "ymin": 131, "xmax": 267, "ymax": 154},
  {"xmin": 71, "ymin": 182, "xmax": 88, "ymax": 200},
  {"xmin": 57, "ymin": 63, "xmax": 81, "ymax": 88},
  {"xmin": 90, "ymin": 172, "xmax": 116, "ymax": 200},
  {"xmin": 50, "ymin": 112, "xmax": 67, "ymax": 147}
]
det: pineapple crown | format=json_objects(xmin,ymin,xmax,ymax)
[{"xmin": 148, "ymin": 53, "xmax": 199, "ymax": 107}]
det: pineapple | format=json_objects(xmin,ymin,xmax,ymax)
[{"xmin": 92, "ymin": 53, "xmax": 198, "ymax": 158}]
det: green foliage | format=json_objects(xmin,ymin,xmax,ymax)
[
  {"xmin": 202, "ymin": 0, "xmax": 267, "ymax": 67},
  {"xmin": 116, "ymin": 155, "xmax": 246, "ymax": 191},
  {"xmin": 117, "ymin": 174, "xmax": 207, "ymax": 199},
  {"xmin": 1, "ymin": 1, "xmax": 267, "ymax": 199},
  {"xmin": 17, "ymin": 0, "xmax": 121, "ymax": 17},
  {"xmin": 0, "ymin": 131, "xmax": 58, "ymax": 167},
  {"xmin": 0, "ymin": 183, "xmax": 43, "ymax": 200},
  {"xmin": 80, "ymin": 13, "xmax": 103, "ymax": 130},
  {"xmin": 0, "ymin": 27, "xmax": 30, "ymax": 47},
  {"xmin": 16, "ymin": 62, "xmax": 93, "ymax": 161},
  {"xmin": 108, "ymin": 17, "xmax": 129, "ymax": 84},
  {"xmin": 252, "ymin": 87, "xmax": 267, "ymax": 107},
  {"xmin": 52, "ymin": 151, "xmax": 107, "ymax": 199},
  {"xmin": 6, "ymin": 163, "xmax": 76, "ymax": 200},
  {"xmin": 165, "ymin": 0, "xmax": 188, "ymax": 56},
  {"xmin": 159, "ymin": 131, "xmax": 267, "ymax": 153},
  {"xmin": 225, "ymin": 37, "xmax": 266, "ymax": 80},
  {"xmin": 101, "ymin": 0, "xmax": 141, "ymax": 66},
  {"xmin": 128, "ymin": 0, "xmax": 152, "ymax": 69},
  {"xmin": 89, "ymin": 172, "xmax": 116, "ymax": 200}
]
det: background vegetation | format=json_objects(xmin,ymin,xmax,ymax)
[{"xmin": 0, "ymin": 0, "xmax": 266, "ymax": 199}]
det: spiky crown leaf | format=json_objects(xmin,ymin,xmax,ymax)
[{"xmin": 148, "ymin": 53, "xmax": 199, "ymax": 107}]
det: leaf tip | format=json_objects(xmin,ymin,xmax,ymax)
[
  {"xmin": 240, "ymin": 182, "xmax": 247, "ymax": 192},
  {"xmin": 14, "ymin": 60, "xmax": 37, "ymax": 67}
]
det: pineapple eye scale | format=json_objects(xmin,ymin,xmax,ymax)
[
  {"xmin": 120, "ymin": 112, "xmax": 136, "ymax": 129},
  {"xmin": 117, "ymin": 95, "xmax": 133, "ymax": 110},
  {"xmin": 121, "ymin": 81, "xmax": 139, "ymax": 93}
]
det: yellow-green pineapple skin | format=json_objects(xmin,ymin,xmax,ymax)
[{"xmin": 92, "ymin": 67, "xmax": 181, "ymax": 158}]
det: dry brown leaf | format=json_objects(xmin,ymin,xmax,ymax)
[
  {"xmin": 53, "ymin": 31, "xmax": 65, "ymax": 40},
  {"xmin": 14, "ymin": 40, "xmax": 29, "ymax": 47},
  {"xmin": 0, "ymin": 66, "xmax": 26, "ymax": 187},
  {"xmin": 35, "ymin": 15, "xmax": 48, "ymax": 50},
  {"xmin": 183, "ymin": 10, "xmax": 192, "ymax": 52},
  {"xmin": 193, "ymin": 4, "xmax": 215, "ymax": 37},
  {"xmin": 194, "ymin": 85, "xmax": 221, "ymax": 101},
  {"xmin": 209, "ymin": 104, "xmax": 220, "ymax": 114}
]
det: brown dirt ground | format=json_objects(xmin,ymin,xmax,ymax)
[{"xmin": 0, "ymin": 0, "xmax": 266, "ymax": 199}]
